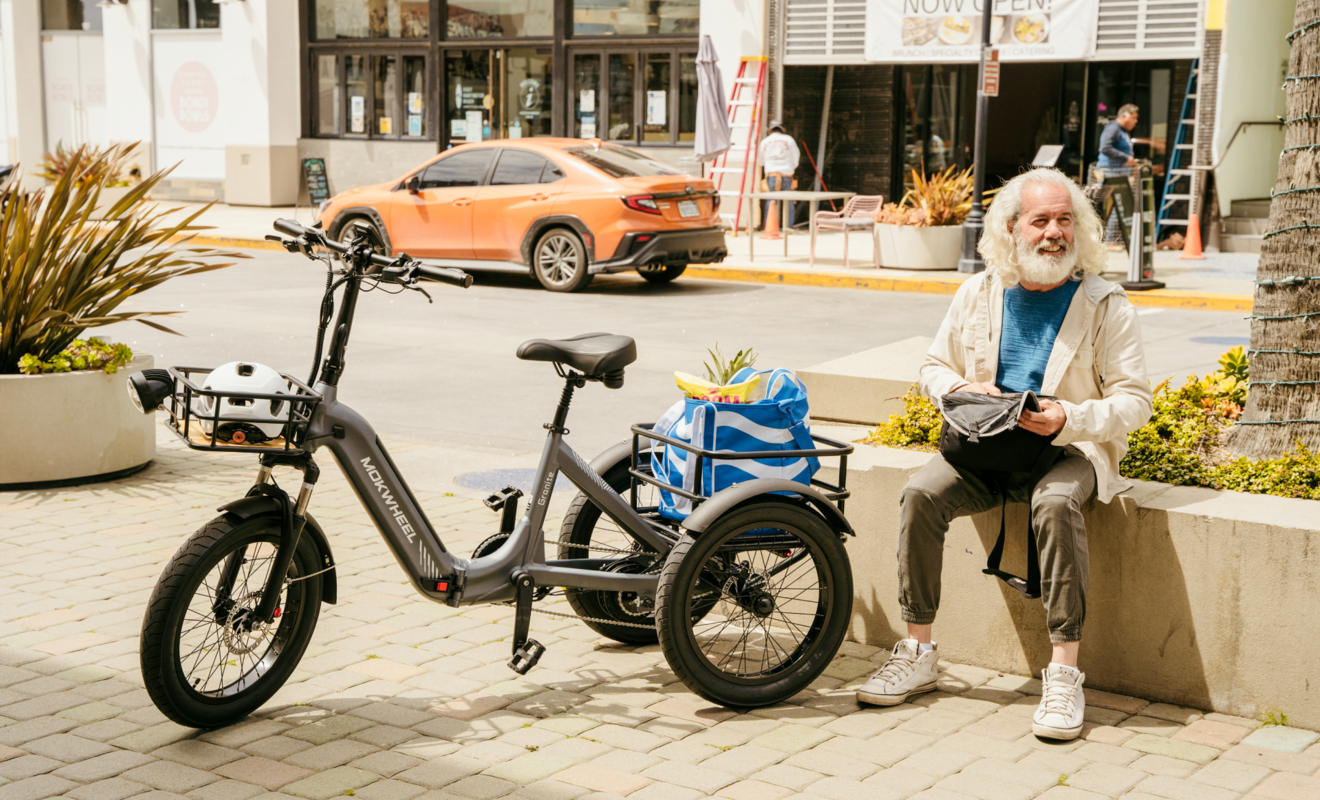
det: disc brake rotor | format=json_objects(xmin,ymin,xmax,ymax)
[{"xmin": 220, "ymin": 591, "xmax": 275, "ymax": 656}]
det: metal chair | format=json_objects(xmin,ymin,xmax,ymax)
[{"xmin": 811, "ymin": 195, "xmax": 885, "ymax": 268}]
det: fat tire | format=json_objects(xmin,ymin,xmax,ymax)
[
  {"xmin": 558, "ymin": 459, "xmax": 660, "ymax": 644},
  {"xmin": 140, "ymin": 513, "xmax": 323, "ymax": 729},
  {"xmin": 655, "ymin": 501, "xmax": 852, "ymax": 708}
]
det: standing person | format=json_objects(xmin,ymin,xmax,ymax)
[
  {"xmin": 854, "ymin": 168, "xmax": 1153, "ymax": 741},
  {"xmin": 757, "ymin": 121, "xmax": 800, "ymax": 230},
  {"xmin": 1096, "ymin": 104, "xmax": 1139, "ymax": 246}
]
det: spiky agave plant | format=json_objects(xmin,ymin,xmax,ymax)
[
  {"xmin": 0, "ymin": 145, "xmax": 245, "ymax": 374},
  {"xmin": 703, "ymin": 344, "xmax": 758, "ymax": 386}
]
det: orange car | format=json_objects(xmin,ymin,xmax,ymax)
[{"xmin": 315, "ymin": 139, "xmax": 727, "ymax": 292}]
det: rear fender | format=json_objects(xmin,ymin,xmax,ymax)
[
  {"xmin": 520, "ymin": 215, "xmax": 596, "ymax": 265},
  {"xmin": 217, "ymin": 496, "xmax": 338, "ymax": 604},
  {"xmin": 680, "ymin": 478, "xmax": 854, "ymax": 538}
]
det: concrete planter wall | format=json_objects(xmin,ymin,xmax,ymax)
[
  {"xmin": 819, "ymin": 432, "xmax": 1320, "ymax": 728},
  {"xmin": 0, "ymin": 354, "xmax": 156, "ymax": 486},
  {"xmin": 876, "ymin": 223, "xmax": 962, "ymax": 270}
]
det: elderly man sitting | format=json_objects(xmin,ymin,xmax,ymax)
[{"xmin": 856, "ymin": 168, "xmax": 1153, "ymax": 740}]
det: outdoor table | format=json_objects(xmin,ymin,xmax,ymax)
[{"xmin": 745, "ymin": 190, "xmax": 856, "ymax": 261}]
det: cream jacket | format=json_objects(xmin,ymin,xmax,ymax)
[{"xmin": 917, "ymin": 271, "xmax": 1154, "ymax": 503}]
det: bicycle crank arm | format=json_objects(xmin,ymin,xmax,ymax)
[{"xmin": 507, "ymin": 569, "xmax": 546, "ymax": 675}]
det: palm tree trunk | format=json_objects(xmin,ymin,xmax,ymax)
[{"xmin": 1226, "ymin": 0, "xmax": 1320, "ymax": 458}]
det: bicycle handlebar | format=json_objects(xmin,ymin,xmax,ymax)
[{"xmin": 270, "ymin": 218, "xmax": 473, "ymax": 289}]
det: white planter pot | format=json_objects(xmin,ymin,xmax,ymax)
[
  {"xmin": 91, "ymin": 186, "xmax": 133, "ymax": 220},
  {"xmin": 0, "ymin": 354, "xmax": 157, "ymax": 486},
  {"xmin": 876, "ymin": 223, "xmax": 963, "ymax": 270}
]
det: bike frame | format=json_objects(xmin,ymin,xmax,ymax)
[{"xmin": 258, "ymin": 266, "xmax": 673, "ymax": 613}]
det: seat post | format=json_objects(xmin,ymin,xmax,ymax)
[{"xmin": 547, "ymin": 371, "xmax": 585, "ymax": 434}]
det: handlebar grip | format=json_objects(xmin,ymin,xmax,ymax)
[
  {"xmin": 415, "ymin": 264, "xmax": 474, "ymax": 289},
  {"xmin": 273, "ymin": 218, "xmax": 307, "ymax": 238}
]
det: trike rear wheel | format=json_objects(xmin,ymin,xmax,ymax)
[{"xmin": 655, "ymin": 501, "xmax": 852, "ymax": 708}]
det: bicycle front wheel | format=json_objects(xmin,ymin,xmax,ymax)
[
  {"xmin": 140, "ymin": 513, "xmax": 323, "ymax": 728},
  {"xmin": 656, "ymin": 501, "xmax": 852, "ymax": 708}
]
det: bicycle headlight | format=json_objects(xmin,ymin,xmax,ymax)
[{"xmin": 127, "ymin": 369, "xmax": 173, "ymax": 414}]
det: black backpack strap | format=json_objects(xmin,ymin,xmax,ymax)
[{"xmin": 982, "ymin": 447, "xmax": 1059, "ymax": 600}]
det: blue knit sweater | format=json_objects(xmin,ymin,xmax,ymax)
[{"xmin": 996, "ymin": 280, "xmax": 1081, "ymax": 394}]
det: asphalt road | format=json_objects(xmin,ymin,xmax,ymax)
[{"xmin": 98, "ymin": 249, "xmax": 1249, "ymax": 482}]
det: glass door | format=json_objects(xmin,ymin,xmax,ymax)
[{"xmin": 445, "ymin": 48, "xmax": 553, "ymax": 146}]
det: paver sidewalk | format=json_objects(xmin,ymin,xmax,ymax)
[{"xmin": 2, "ymin": 430, "xmax": 1317, "ymax": 800}]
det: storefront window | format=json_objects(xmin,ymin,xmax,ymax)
[
  {"xmin": 374, "ymin": 56, "xmax": 398, "ymax": 136},
  {"xmin": 41, "ymin": 0, "xmax": 102, "ymax": 31},
  {"xmin": 607, "ymin": 54, "xmax": 635, "ymax": 141},
  {"xmin": 345, "ymin": 55, "xmax": 368, "ymax": 135},
  {"xmin": 641, "ymin": 54, "xmax": 670, "ymax": 142},
  {"xmin": 151, "ymin": 0, "xmax": 219, "ymax": 29},
  {"xmin": 573, "ymin": 54, "xmax": 600, "ymax": 139},
  {"xmin": 573, "ymin": 0, "xmax": 698, "ymax": 35},
  {"xmin": 403, "ymin": 56, "xmax": 426, "ymax": 138},
  {"xmin": 447, "ymin": 0, "xmax": 553, "ymax": 39},
  {"xmin": 900, "ymin": 64, "xmax": 963, "ymax": 192},
  {"xmin": 447, "ymin": 51, "xmax": 495, "ymax": 146},
  {"xmin": 507, "ymin": 50, "xmax": 553, "ymax": 139},
  {"xmin": 317, "ymin": 55, "xmax": 340, "ymax": 136},
  {"xmin": 678, "ymin": 54, "xmax": 696, "ymax": 143},
  {"xmin": 315, "ymin": 0, "xmax": 427, "ymax": 39}
]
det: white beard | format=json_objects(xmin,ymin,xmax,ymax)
[{"xmin": 1015, "ymin": 233, "xmax": 1078, "ymax": 285}]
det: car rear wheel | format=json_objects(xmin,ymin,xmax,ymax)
[
  {"xmin": 533, "ymin": 229, "xmax": 593, "ymax": 292},
  {"xmin": 638, "ymin": 264, "xmax": 686, "ymax": 284}
]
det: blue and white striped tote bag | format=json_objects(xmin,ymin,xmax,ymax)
[{"xmin": 651, "ymin": 368, "xmax": 819, "ymax": 522}]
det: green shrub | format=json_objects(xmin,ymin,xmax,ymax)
[
  {"xmin": 858, "ymin": 348, "xmax": 1320, "ymax": 502},
  {"xmin": 17, "ymin": 338, "xmax": 132, "ymax": 375}
]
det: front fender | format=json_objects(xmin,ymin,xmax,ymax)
[
  {"xmin": 216, "ymin": 495, "xmax": 338, "ymax": 604},
  {"xmin": 681, "ymin": 479, "xmax": 854, "ymax": 538}
]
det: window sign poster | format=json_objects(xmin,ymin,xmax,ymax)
[
  {"xmin": 451, "ymin": 119, "xmax": 466, "ymax": 137},
  {"xmin": 350, "ymin": 95, "xmax": 365, "ymax": 133},
  {"xmin": 408, "ymin": 92, "xmax": 423, "ymax": 114},
  {"xmin": 579, "ymin": 89, "xmax": 595, "ymax": 113},
  {"xmin": 581, "ymin": 116, "xmax": 596, "ymax": 139},
  {"xmin": 409, "ymin": 115, "xmax": 423, "ymax": 136},
  {"xmin": 865, "ymin": 0, "xmax": 1098, "ymax": 62},
  {"xmin": 465, "ymin": 109, "xmax": 484, "ymax": 142},
  {"xmin": 509, "ymin": 121, "xmax": 522, "ymax": 139},
  {"xmin": 646, "ymin": 90, "xmax": 667, "ymax": 125},
  {"xmin": 379, "ymin": 117, "xmax": 392, "ymax": 135}
]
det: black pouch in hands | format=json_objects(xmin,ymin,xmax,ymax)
[{"xmin": 938, "ymin": 390, "xmax": 1063, "ymax": 599}]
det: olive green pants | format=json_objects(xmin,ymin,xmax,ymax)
[{"xmin": 898, "ymin": 449, "xmax": 1097, "ymax": 644}]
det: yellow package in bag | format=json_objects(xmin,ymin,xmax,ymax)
[{"xmin": 673, "ymin": 371, "xmax": 760, "ymax": 404}]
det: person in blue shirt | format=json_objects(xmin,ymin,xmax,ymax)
[{"xmin": 1095, "ymin": 104, "xmax": 1139, "ymax": 244}]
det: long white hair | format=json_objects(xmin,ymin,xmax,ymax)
[{"xmin": 978, "ymin": 168, "xmax": 1107, "ymax": 287}]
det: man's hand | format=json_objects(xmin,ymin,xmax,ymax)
[
  {"xmin": 1125, "ymin": 156, "xmax": 1137, "ymax": 167},
  {"xmin": 951, "ymin": 382, "xmax": 1001, "ymax": 396},
  {"xmin": 1020, "ymin": 399, "xmax": 1067, "ymax": 436}
]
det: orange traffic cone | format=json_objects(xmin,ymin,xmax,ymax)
[
  {"xmin": 1179, "ymin": 214, "xmax": 1206, "ymax": 260},
  {"xmin": 761, "ymin": 201, "xmax": 782, "ymax": 240}
]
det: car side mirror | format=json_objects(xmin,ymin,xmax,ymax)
[{"xmin": 407, "ymin": 175, "xmax": 420, "ymax": 195}]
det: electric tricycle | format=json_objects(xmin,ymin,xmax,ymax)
[{"xmin": 128, "ymin": 219, "xmax": 857, "ymax": 728}]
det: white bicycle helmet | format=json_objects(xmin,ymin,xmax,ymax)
[{"xmin": 193, "ymin": 361, "xmax": 291, "ymax": 444}]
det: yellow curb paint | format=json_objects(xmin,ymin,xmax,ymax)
[{"xmin": 175, "ymin": 235, "xmax": 1254, "ymax": 313}]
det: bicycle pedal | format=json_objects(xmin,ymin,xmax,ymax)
[
  {"xmin": 484, "ymin": 486, "xmax": 523, "ymax": 512},
  {"xmin": 507, "ymin": 639, "xmax": 545, "ymax": 675}
]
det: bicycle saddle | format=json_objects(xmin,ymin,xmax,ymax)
[{"xmin": 516, "ymin": 332, "xmax": 637, "ymax": 386}]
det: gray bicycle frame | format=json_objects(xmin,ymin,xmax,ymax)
[{"xmin": 300, "ymin": 383, "xmax": 670, "ymax": 607}]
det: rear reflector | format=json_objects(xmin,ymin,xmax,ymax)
[{"xmin": 436, "ymin": 581, "xmax": 449, "ymax": 592}]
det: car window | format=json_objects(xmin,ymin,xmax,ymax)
[
  {"xmin": 565, "ymin": 146, "xmax": 681, "ymax": 178},
  {"xmin": 540, "ymin": 160, "xmax": 565, "ymax": 184},
  {"xmin": 420, "ymin": 150, "xmax": 494, "ymax": 189},
  {"xmin": 490, "ymin": 150, "xmax": 550, "ymax": 186}
]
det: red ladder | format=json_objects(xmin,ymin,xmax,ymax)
[{"xmin": 709, "ymin": 56, "xmax": 767, "ymax": 236}]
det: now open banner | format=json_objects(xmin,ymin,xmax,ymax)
[{"xmin": 866, "ymin": 0, "xmax": 1099, "ymax": 63}]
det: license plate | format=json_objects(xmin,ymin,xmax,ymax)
[{"xmin": 678, "ymin": 200, "xmax": 700, "ymax": 218}]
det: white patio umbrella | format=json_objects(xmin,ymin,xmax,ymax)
[{"xmin": 694, "ymin": 35, "xmax": 731, "ymax": 163}]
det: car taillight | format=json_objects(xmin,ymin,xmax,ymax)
[
  {"xmin": 622, "ymin": 195, "xmax": 661, "ymax": 215},
  {"xmin": 712, "ymin": 194, "xmax": 721, "ymax": 212}
]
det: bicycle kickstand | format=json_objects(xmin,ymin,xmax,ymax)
[{"xmin": 507, "ymin": 569, "xmax": 545, "ymax": 675}]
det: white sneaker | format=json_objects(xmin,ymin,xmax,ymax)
[
  {"xmin": 1033, "ymin": 663, "xmax": 1086, "ymax": 740},
  {"xmin": 856, "ymin": 640, "xmax": 940, "ymax": 706}
]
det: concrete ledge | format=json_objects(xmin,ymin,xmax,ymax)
[
  {"xmin": 798, "ymin": 336, "xmax": 931, "ymax": 425},
  {"xmin": 817, "ymin": 429, "xmax": 1320, "ymax": 728}
]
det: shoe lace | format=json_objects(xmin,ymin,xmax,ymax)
[
  {"xmin": 1040, "ymin": 674, "xmax": 1077, "ymax": 715},
  {"xmin": 873, "ymin": 648, "xmax": 918, "ymax": 683}
]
